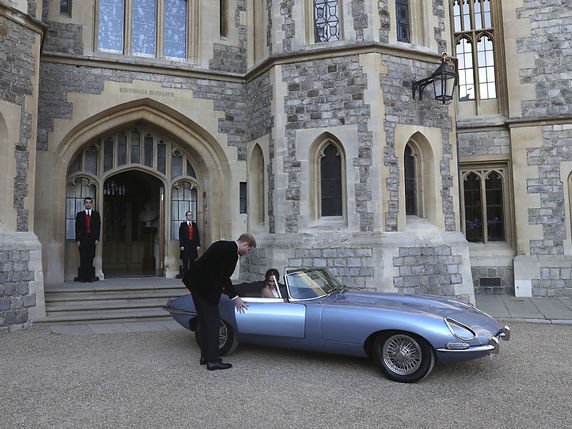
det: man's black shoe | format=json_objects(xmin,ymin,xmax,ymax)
[
  {"xmin": 206, "ymin": 362, "xmax": 232, "ymax": 371},
  {"xmin": 200, "ymin": 357, "xmax": 207, "ymax": 365}
]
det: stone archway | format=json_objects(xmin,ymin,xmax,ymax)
[{"xmin": 45, "ymin": 99, "xmax": 232, "ymax": 284}]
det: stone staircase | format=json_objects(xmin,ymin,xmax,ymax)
[{"xmin": 38, "ymin": 277, "xmax": 188, "ymax": 324}]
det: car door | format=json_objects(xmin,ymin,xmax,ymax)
[{"xmin": 234, "ymin": 298, "xmax": 306, "ymax": 338}]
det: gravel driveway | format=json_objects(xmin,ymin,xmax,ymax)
[{"xmin": 1, "ymin": 322, "xmax": 571, "ymax": 429}]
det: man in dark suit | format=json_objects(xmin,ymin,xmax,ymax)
[
  {"xmin": 179, "ymin": 210, "xmax": 201, "ymax": 275},
  {"xmin": 75, "ymin": 197, "xmax": 101, "ymax": 282},
  {"xmin": 182, "ymin": 233, "xmax": 256, "ymax": 371}
]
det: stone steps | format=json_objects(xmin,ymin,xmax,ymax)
[{"xmin": 38, "ymin": 278, "xmax": 189, "ymax": 324}]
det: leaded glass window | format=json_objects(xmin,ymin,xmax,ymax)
[
  {"xmin": 85, "ymin": 146, "xmax": 98, "ymax": 175},
  {"xmin": 452, "ymin": 0, "xmax": 497, "ymax": 102},
  {"xmin": 404, "ymin": 145, "xmax": 417, "ymax": 215},
  {"xmin": 171, "ymin": 149, "xmax": 183, "ymax": 179},
  {"xmin": 171, "ymin": 181, "xmax": 198, "ymax": 239},
  {"xmin": 104, "ymin": 138, "xmax": 114, "ymax": 171},
  {"xmin": 97, "ymin": 0, "xmax": 190, "ymax": 60},
  {"xmin": 118, "ymin": 133, "xmax": 127, "ymax": 166},
  {"xmin": 157, "ymin": 141, "xmax": 166, "ymax": 174},
  {"xmin": 239, "ymin": 182, "xmax": 247, "ymax": 214},
  {"xmin": 477, "ymin": 35, "xmax": 496, "ymax": 99},
  {"xmin": 164, "ymin": 0, "xmax": 187, "ymax": 59},
  {"xmin": 131, "ymin": 0, "xmax": 157, "ymax": 57},
  {"xmin": 61, "ymin": 0, "xmax": 71, "ymax": 16},
  {"xmin": 461, "ymin": 167, "xmax": 506, "ymax": 243},
  {"xmin": 130, "ymin": 129, "xmax": 141, "ymax": 163},
  {"xmin": 320, "ymin": 144, "xmax": 342, "ymax": 216},
  {"xmin": 314, "ymin": 0, "xmax": 340, "ymax": 43},
  {"xmin": 98, "ymin": 0, "xmax": 125, "ymax": 53},
  {"xmin": 66, "ymin": 178, "xmax": 96, "ymax": 240},
  {"xmin": 144, "ymin": 134, "xmax": 154, "ymax": 167},
  {"xmin": 396, "ymin": 0, "xmax": 411, "ymax": 43},
  {"xmin": 457, "ymin": 38, "xmax": 474, "ymax": 100}
]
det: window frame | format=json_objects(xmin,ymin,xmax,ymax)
[
  {"xmin": 396, "ymin": 0, "xmax": 411, "ymax": 43},
  {"xmin": 306, "ymin": 0, "xmax": 343, "ymax": 45},
  {"xmin": 450, "ymin": 0, "xmax": 505, "ymax": 114},
  {"xmin": 95, "ymin": 0, "xmax": 196, "ymax": 61},
  {"xmin": 309, "ymin": 136, "xmax": 347, "ymax": 223},
  {"xmin": 459, "ymin": 162, "xmax": 513, "ymax": 246}
]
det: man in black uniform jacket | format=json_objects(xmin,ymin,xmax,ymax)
[
  {"xmin": 179, "ymin": 210, "xmax": 201, "ymax": 275},
  {"xmin": 182, "ymin": 233, "xmax": 256, "ymax": 370},
  {"xmin": 75, "ymin": 197, "xmax": 101, "ymax": 282}
]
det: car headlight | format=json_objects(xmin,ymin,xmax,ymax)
[{"xmin": 444, "ymin": 317, "xmax": 477, "ymax": 341}]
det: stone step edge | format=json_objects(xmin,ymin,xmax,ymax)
[{"xmin": 45, "ymin": 290, "xmax": 187, "ymax": 302}]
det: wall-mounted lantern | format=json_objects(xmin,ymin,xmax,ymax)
[{"xmin": 412, "ymin": 52, "xmax": 458, "ymax": 105}]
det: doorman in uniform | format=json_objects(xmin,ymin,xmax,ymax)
[
  {"xmin": 75, "ymin": 197, "xmax": 101, "ymax": 282},
  {"xmin": 179, "ymin": 210, "xmax": 201, "ymax": 275}
]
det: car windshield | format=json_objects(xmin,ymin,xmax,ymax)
[{"xmin": 284, "ymin": 268, "xmax": 345, "ymax": 300}]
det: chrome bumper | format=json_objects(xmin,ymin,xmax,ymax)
[{"xmin": 437, "ymin": 325, "xmax": 510, "ymax": 354}]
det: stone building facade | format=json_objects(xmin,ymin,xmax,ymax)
[{"xmin": 1, "ymin": 0, "xmax": 571, "ymax": 330}]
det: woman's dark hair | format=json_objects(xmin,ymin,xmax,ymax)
[{"xmin": 265, "ymin": 268, "xmax": 279, "ymax": 282}]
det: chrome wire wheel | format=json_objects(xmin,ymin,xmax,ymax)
[
  {"xmin": 382, "ymin": 334, "xmax": 422, "ymax": 376},
  {"xmin": 218, "ymin": 321, "xmax": 229, "ymax": 348},
  {"xmin": 194, "ymin": 319, "xmax": 239, "ymax": 356}
]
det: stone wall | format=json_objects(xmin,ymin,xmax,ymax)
[
  {"xmin": 381, "ymin": 54, "xmax": 456, "ymax": 232},
  {"xmin": 281, "ymin": 55, "xmax": 373, "ymax": 233},
  {"xmin": 527, "ymin": 125, "xmax": 572, "ymax": 256},
  {"xmin": 209, "ymin": 0, "xmax": 247, "ymax": 73},
  {"xmin": 517, "ymin": 0, "xmax": 572, "ymax": 119},
  {"xmin": 38, "ymin": 63, "xmax": 249, "ymax": 159},
  {"xmin": 394, "ymin": 245, "xmax": 462, "ymax": 296},
  {"xmin": 0, "ymin": 12, "xmax": 36, "ymax": 232},
  {"xmin": 457, "ymin": 128, "xmax": 512, "ymax": 158},
  {"xmin": 246, "ymin": 72, "xmax": 275, "ymax": 230},
  {"xmin": 41, "ymin": 2, "xmax": 83, "ymax": 55},
  {"xmin": 472, "ymin": 265, "xmax": 514, "ymax": 295},
  {"xmin": 0, "ymin": 232, "xmax": 44, "ymax": 331},
  {"xmin": 0, "ymin": 249, "xmax": 34, "ymax": 330}
]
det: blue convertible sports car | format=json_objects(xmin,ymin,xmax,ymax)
[{"xmin": 165, "ymin": 268, "xmax": 510, "ymax": 383}]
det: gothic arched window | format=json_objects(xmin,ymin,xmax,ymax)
[{"xmin": 320, "ymin": 144, "xmax": 342, "ymax": 217}]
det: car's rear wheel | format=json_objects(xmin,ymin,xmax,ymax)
[
  {"xmin": 373, "ymin": 332, "xmax": 435, "ymax": 383},
  {"xmin": 193, "ymin": 319, "xmax": 238, "ymax": 356}
]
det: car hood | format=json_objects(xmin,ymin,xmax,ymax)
[{"xmin": 325, "ymin": 291, "xmax": 500, "ymax": 329}]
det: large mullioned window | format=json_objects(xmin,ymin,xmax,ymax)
[
  {"xmin": 461, "ymin": 166, "xmax": 508, "ymax": 243},
  {"xmin": 97, "ymin": 0, "xmax": 189, "ymax": 60},
  {"xmin": 452, "ymin": 0, "xmax": 497, "ymax": 102}
]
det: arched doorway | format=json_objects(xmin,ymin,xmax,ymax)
[
  {"xmin": 102, "ymin": 170, "xmax": 164, "ymax": 277},
  {"xmin": 49, "ymin": 100, "xmax": 234, "ymax": 284},
  {"xmin": 64, "ymin": 123, "xmax": 206, "ymax": 280}
]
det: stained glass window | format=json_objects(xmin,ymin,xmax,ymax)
[
  {"xmin": 164, "ymin": 0, "xmax": 187, "ymax": 59},
  {"xmin": 132, "ymin": 0, "xmax": 157, "ymax": 57},
  {"xmin": 98, "ymin": 0, "xmax": 125, "ymax": 53},
  {"xmin": 314, "ymin": 0, "xmax": 340, "ymax": 43}
]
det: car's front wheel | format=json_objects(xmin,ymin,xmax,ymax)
[
  {"xmin": 373, "ymin": 332, "xmax": 435, "ymax": 383},
  {"xmin": 193, "ymin": 319, "xmax": 239, "ymax": 356}
]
